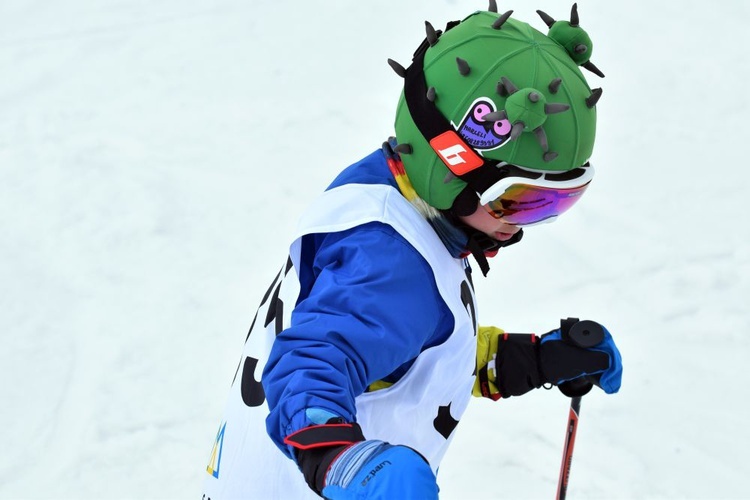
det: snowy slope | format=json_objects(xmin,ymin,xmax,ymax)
[{"xmin": 1, "ymin": 0, "xmax": 748, "ymax": 498}]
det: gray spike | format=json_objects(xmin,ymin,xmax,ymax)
[
  {"xmin": 483, "ymin": 110, "xmax": 508, "ymax": 122},
  {"xmin": 394, "ymin": 143, "xmax": 413, "ymax": 155},
  {"xmin": 492, "ymin": 10, "xmax": 514, "ymax": 29},
  {"xmin": 501, "ymin": 76, "xmax": 518, "ymax": 94},
  {"xmin": 536, "ymin": 9, "xmax": 556, "ymax": 28},
  {"xmin": 549, "ymin": 77, "xmax": 563, "ymax": 94},
  {"xmin": 488, "ymin": 0, "xmax": 498, "ymax": 13},
  {"xmin": 426, "ymin": 86, "xmax": 437, "ymax": 102},
  {"xmin": 528, "ymin": 92, "xmax": 540, "ymax": 103},
  {"xmin": 570, "ymin": 3, "xmax": 580, "ymax": 27},
  {"xmin": 543, "ymin": 151, "xmax": 559, "ymax": 162},
  {"xmin": 425, "ymin": 21, "xmax": 438, "ymax": 47},
  {"xmin": 456, "ymin": 57, "xmax": 470, "ymax": 76},
  {"xmin": 582, "ymin": 60, "xmax": 605, "ymax": 78},
  {"xmin": 510, "ymin": 121, "xmax": 525, "ymax": 140},
  {"xmin": 387, "ymin": 58, "xmax": 407, "ymax": 78},
  {"xmin": 544, "ymin": 102, "xmax": 570, "ymax": 114},
  {"xmin": 496, "ymin": 81, "xmax": 508, "ymax": 97},
  {"xmin": 575, "ymin": 44, "xmax": 588, "ymax": 54},
  {"xmin": 586, "ymin": 88, "xmax": 603, "ymax": 108},
  {"xmin": 534, "ymin": 127, "xmax": 549, "ymax": 152}
]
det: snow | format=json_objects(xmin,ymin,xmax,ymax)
[{"xmin": 1, "ymin": 0, "xmax": 748, "ymax": 498}]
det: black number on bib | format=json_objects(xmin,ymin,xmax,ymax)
[
  {"xmin": 460, "ymin": 280, "xmax": 477, "ymax": 335},
  {"xmin": 234, "ymin": 258, "xmax": 295, "ymax": 393},
  {"xmin": 433, "ymin": 402, "xmax": 459, "ymax": 439},
  {"xmin": 245, "ymin": 270, "xmax": 281, "ymax": 341},
  {"xmin": 240, "ymin": 356, "xmax": 266, "ymax": 407},
  {"xmin": 244, "ymin": 256, "xmax": 294, "ymax": 342},
  {"xmin": 263, "ymin": 281, "xmax": 284, "ymax": 336}
]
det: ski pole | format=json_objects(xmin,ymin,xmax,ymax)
[
  {"xmin": 556, "ymin": 395, "xmax": 581, "ymax": 500},
  {"xmin": 555, "ymin": 319, "xmax": 605, "ymax": 500}
]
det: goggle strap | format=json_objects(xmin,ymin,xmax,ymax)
[{"xmin": 402, "ymin": 27, "xmax": 501, "ymax": 196}]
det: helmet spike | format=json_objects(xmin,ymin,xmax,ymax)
[
  {"xmin": 496, "ymin": 81, "xmax": 508, "ymax": 97},
  {"xmin": 394, "ymin": 143, "xmax": 413, "ymax": 155},
  {"xmin": 570, "ymin": 3, "xmax": 580, "ymax": 27},
  {"xmin": 484, "ymin": 110, "xmax": 508, "ymax": 122},
  {"xmin": 528, "ymin": 92, "xmax": 540, "ymax": 103},
  {"xmin": 534, "ymin": 126, "xmax": 549, "ymax": 152},
  {"xmin": 500, "ymin": 76, "xmax": 518, "ymax": 95},
  {"xmin": 544, "ymin": 102, "xmax": 570, "ymax": 115},
  {"xmin": 387, "ymin": 58, "xmax": 407, "ymax": 78},
  {"xmin": 510, "ymin": 121, "xmax": 525, "ymax": 140},
  {"xmin": 543, "ymin": 151, "xmax": 559, "ymax": 162},
  {"xmin": 425, "ymin": 21, "xmax": 439, "ymax": 47},
  {"xmin": 488, "ymin": 0, "xmax": 498, "ymax": 13},
  {"xmin": 582, "ymin": 60, "xmax": 605, "ymax": 78},
  {"xmin": 456, "ymin": 57, "xmax": 471, "ymax": 76},
  {"xmin": 492, "ymin": 10, "xmax": 514, "ymax": 30},
  {"xmin": 585, "ymin": 88, "xmax": 603, "ymax": 108},
  {"xmin": 548, "ymin": 77, "xmax": 563, "ymax": 94},
  {"xmin": 426, "ymin": 86, "xmax": 437, "ymax": 102},
  {"xmin": 536, "ymin": 9, "xmax": 556, "ymax": 28}
]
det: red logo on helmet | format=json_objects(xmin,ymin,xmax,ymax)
[{"xmin": 430, "ymin": 131, "xmax": 484, "ymax": 175}]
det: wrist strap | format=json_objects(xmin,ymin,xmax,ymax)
[{"xmin": 284, "ymin": 421, "xmax": 366, "ymax": 496}]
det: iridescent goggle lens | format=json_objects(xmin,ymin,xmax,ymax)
[{"xmin": 479, "ymin": 164, "xmax": 595, "ymax": 226}]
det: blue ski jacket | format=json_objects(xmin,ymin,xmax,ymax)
[{"xmin": 262, "ymin": 149, "xmax": 457, "ymax": 456}]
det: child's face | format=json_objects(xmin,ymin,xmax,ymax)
[{"xmin": 458, "ymin": 202, "xmax": 521, "ymax": 242}]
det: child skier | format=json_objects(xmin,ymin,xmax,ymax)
[{"xmin": 203, "ymin": 4, "xmax": 622, "ymax": 499}]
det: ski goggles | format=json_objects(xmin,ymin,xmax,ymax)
[{"xmin": 478, "ymin": 163, "xmax": 594, "ymax": 226}]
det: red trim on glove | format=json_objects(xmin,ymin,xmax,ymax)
[{"xmin": 284, "ymin": 423, "xmax": 365, "ymax": 450}]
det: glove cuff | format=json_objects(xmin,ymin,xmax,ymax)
[
  {"xmin": 473, "ymin": 326, "xmax": 503, "ymax": 400},
  {"xmin": 284, "ymin": 420, "xmax": 365, "ymax": 495},
  {"xmin": 494, "ymin": 333, "xmax": 545, "ymax": 398}
]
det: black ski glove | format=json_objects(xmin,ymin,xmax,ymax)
[{"xmin": 475, "ymin": 319, "xmax": 622, "ymax": 399}]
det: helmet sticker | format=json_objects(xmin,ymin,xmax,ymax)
[{"xmin": 452, "ymin": 97, "xmax": 512, "ymax": 153}]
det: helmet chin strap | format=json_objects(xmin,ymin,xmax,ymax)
[
  {"xmin": 441, "ymin": 207, "xmax": 524, "ymax": 277},
  {"xmin": 464, "ymin": 225, "xmax": 524, "ymax": 277}
]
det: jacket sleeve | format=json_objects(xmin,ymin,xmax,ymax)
[{"xmin": 262, "ymin": 222, "xmax": 453, "ymax": 457}]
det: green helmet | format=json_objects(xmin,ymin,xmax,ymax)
[{"xmin": 392, "ymin": 5, "xmax": 604, "ymax": 211}]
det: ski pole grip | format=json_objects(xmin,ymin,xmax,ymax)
[
  {"xmin": 561, "ymin": 318, "xmax": 605, "ymax": 348},
  {"xmin": 557, "ymin": 318, "xmax": 606, "ymax": 398}
]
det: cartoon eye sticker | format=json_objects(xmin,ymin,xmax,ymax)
[{"xmin": 453, "ymin": 97, "xmax": 512, "ymax": 152}]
